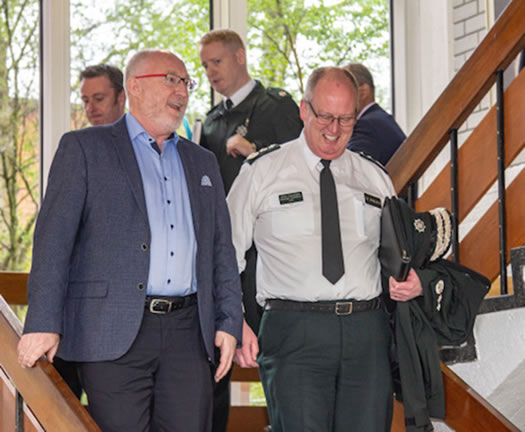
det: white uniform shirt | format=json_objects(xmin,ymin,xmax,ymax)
[{"xmin": 227, "ymin": 132, "xmax": 395, "ymax": 306}]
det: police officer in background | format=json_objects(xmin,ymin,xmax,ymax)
[
  {"xmin": 199, "ymin": 29, "xmax": 302, "ymax": 193},
  {"xmin": 199, "ymin": 29, "xmax": 303, "ymax": 432}
]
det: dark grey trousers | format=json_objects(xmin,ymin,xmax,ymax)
[
  {"xmin": 258, "ymin": 307, "xmax": 393, "ymax": 432},
  {"xmin": 79, "ymin": 303, "xmax": 212, "ymax": 432}
]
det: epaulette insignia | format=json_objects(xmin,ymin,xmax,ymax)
[
  {"xmin": 245, "ymin": 144, "xmax": 281, "ymax": 165},
  {"xmin": 358, "ymin": 151, "xmax": 388, "ymax": 174},
  {"xmin": 267, "ymin": 87, "xmax": 291, "ymax": 100}
]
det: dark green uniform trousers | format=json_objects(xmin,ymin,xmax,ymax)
[{"xmin": 258, "ymin": 307, "xmax": 393, "ymax": 432}]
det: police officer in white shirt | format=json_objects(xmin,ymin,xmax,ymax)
[{"xmin": 227, "ymin": 67, "xmax": 423, "ymax": 432}]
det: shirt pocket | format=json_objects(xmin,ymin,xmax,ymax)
[
  {"xmin": 352, "ymin": 192, "xmax": 382, "ymax": 246},
  {"xmin": 268, "ymin": 192, "xmax": 315, "ymax": 237}
]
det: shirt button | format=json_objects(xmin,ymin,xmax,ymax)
[
  {"xmin": 167, "ymin": 200, "xmax": 171, "ymax": 204},
  {"xmin": 141, "ymin": 243, "xmax": 148, "ymax": 251},
  {"xmin": 170, "ymin": 252, "xmax": 174, "ymax": 256},
  {"xmin": 137, "ymin": 283, "xmax": 145, "ymax": 290},
  {"xmin": 170, "ymin": 224, "xmax": 174, "ymax": 229},
  {"xmin": 164, "ymin": 176, "xmax": 168, "ymax": 181},
  {"xmin": 167, "ymin": 279, "xmax": 171, "ymax": 284}
]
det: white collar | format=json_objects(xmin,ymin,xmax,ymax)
[
  {"xmin": 223, "ymin": 79, "xmax": 256, "ymax": 109},
  {"xmin": 300, "ymin": 132, "xmax": 345, "ymax": 173}
]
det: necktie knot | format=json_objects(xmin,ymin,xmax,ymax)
[
  {"xmin": 321, "ymin": 159, "xmax": 331, "ymax": 169},
  {"xmin": 225, "ymin": 99, "xmax": 233, "ymax": 110}
]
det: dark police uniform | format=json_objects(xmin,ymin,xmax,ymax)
[
  {"xmin": 201, "ymin": 80, "xmax": 303, "ymax": 194},
  {"xmin": 201, "ymin": 80, "xmax": 302, "ymax": 432},
  {"xmin": 378, "ymin": 197, "xmax": 489, "ymax": 431},
  {"xmin": 395, "ymin": 260, "xmax": 489, "ymax": 431}
]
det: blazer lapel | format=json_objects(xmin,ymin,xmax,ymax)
[
  {"xmin": 177, "ymin": 139, "xmax": 201, "ymax": 239},
  {"xmin": 111, "ymin": 118, "xmax": 148, "ymax": 222}
]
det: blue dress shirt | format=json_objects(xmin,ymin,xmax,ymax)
[{"xmin": 126, "ymin": 113, "xmax": 197, "ymax": 296}]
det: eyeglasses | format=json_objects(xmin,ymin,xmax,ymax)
[
  {"xmin": 135, "ymin": 72, "xmax": 198, "ymax": 91},
  {"xmin": 307, "ymin": 101, "xmax": 356, "ymax": 128}
]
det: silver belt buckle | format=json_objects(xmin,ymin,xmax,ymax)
[
  {"xmin": 335, "ymin": 302, "xmax": 353, "ymax": 315},
  {"xmin": 149, "ymin": 299, "xmax": 172, "ymax": 314}
]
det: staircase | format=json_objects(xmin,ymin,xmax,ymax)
[
  {"xmin": 1, "ymin": 0, "xmax": 525, "ymax": 430},
  {"xmin": 0, "ymin": 288, "xmax": 100, "ymax": 431}
]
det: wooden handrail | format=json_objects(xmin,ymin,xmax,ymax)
[
  {"xmin": 441, "ymin": 363, "xmax": 519, "ymax": 431},
  {"xmin": 0, "ymin": 295, "xmax": 100, "ymax": 431},
  {"xmin": 0, "ymin": 272, "xmax": 28, "ymax": 304},
  {"xmin": 386, "ymin": 0, "xmax": 525, "ymax": 195},
  {"xmin": 405, "ymin": 70, "xmax": 525, "ymax": 282},
  {"xmin": 414, "ymin": 69, "xmax": 525, "ymax": 219}
]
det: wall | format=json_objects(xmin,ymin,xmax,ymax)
[{"xmin": 392, "ymin": 0, "xmax": 453, "ymax": 136}]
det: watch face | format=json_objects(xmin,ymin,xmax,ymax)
[{"xmin": 236, "ymin": 124, "xmax": 248, "ymax": 137}]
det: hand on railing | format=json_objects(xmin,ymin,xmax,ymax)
[
  {"xmin": 17, "ymin": 332, "xmax": 60, "ymax": 368},
  {"xmin": 234, "ymin": 319, "xmax": 259, "ymax": 368}
]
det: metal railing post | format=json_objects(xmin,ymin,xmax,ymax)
[
  {"xmin": 16, "ymin": 390, "xmax": 24, "ymax": 432},
  {"xmin": 496, "ymin": 69, "xmax": 508, "ymax": 295},
  {"xmin": 450, "ymin": 128, "xmax": 459, "ymax": 263}
]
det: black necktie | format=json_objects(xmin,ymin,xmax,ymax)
[
  {"xmin": 320, "ymin": 159, "xmax": 345, "ymax": 284},
  {"xmin": 225, "ymin": 99, "xmax": 233, "ymax": 110}
]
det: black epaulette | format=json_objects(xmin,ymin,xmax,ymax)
[
  {"xmin": 245, "ymin": 144, "xmax": 281, "ymax": 165},
  {"xmin": 358, "ymin": 151, "xmax": 388, "ymax": 174},
  {"xmin": 206, "ymin": 103, "xmax": 224, "ymax": 121},
  {"xmin": 266, "ymin": 87, "xmax": 293, "ymax": 101}
]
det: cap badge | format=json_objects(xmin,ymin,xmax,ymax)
[{"xmin": 414, "ymin": 218, "xmax": 426, "ymax": 233}]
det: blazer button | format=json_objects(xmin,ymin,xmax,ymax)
[
  {"xmin": 141, "ymin": 243, "xmax": 148, "ymax": 251},
  {"xmin": 137, "ymin": 283, "xmax": 145, "ymax": 290}
]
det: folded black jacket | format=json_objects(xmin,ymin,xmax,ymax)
[{"xmin": 394, "ymin": 259, "xmax": 490, "ymax": 431}]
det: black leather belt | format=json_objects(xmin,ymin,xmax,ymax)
[
  {"xmin": 264, "ymin": 297, "xmax": 382, "ymax": 315},
  {"xmin": 145, "ymin": 293, "xmax": 197, "ymax": 314}
]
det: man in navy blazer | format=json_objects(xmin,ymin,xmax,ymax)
[
  {"xmin": 17, "ymin": 50, "xmax": 242, "ymax": 432},
  {"xmin": 345, "ymin": 63, "xmax": 406, "ymax": 166}
]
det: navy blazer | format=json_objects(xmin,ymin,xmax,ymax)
[
  {"xmin": 348, "ymin": 103, "xmax": 406, "ymax": 166},
  {"xmin": 23, "ymin": 117, "xmax": 243, "ymax": 363}
]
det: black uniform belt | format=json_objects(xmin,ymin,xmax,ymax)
[
  {"xmin": 145, "ymin": 293, "xmax": 197, "ymax": 314},
  {"xmin": 264, "ymin": 297, "xmax": 382, "ymax": 315}
]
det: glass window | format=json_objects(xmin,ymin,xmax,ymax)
[
  {"xmin": 247, "ymin": 0, "xmax": 391, "ymax": 110},
  {"xmin": 0, "ymin": 0, "xmax": 40, "ymax": 272},
  {"xmin": 70, "ymin": 0, "xmax": 210, "ymax": 131}
]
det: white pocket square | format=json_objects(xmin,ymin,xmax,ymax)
[{"xmin": 201, "ymin": 175, "xmax": 212, "ymax": 187}]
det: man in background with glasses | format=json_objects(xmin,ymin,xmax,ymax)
[
  {"xmin": 228, "ymin": 67, "xmax": 422, "ymax": 431},
  {"xmin": 18, "ymin": 49, "xmax": 242, "ymax": 432},
  {"xmin": 199, "ymin": 28, "xmax": 303, "ymax": 432}
]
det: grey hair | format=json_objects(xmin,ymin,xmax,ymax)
[
  {"xmin": 304, "ymin": 66, "xmax": 359, "ymax": 102},
  {"xmin": 342, "ymin": 63, "xmax": 375, "ymax": 91}
]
